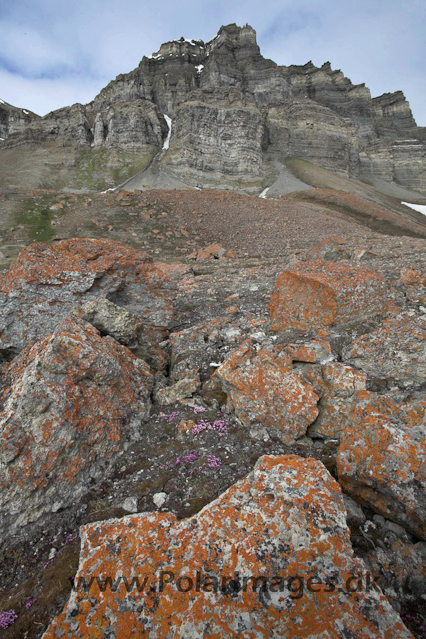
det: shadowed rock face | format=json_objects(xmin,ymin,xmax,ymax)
[
  {"xmin": 44, "ymin": 455, "xmax": 411, "ymax": 638},
  {"xmin": 3, "ymin": 23, "xmax": 425, "ymax": 192}
]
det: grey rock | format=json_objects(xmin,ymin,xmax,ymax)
[
  {"xmin": 383, "ymin": 520, "xmax": 410, "ymax": 540},
  {"xmin": 414, "ymin": 542, "xmax": 426, "ymax": 559},
  {"xmin": 0, "ymin": 317, "xmax": 153, "ymax": 540},
  {"xmin": 153, "ymin": 492, "xmax": 167, "ymax": 508},
  {"xmin": 373, "ymin": 514, "xmax": 386, "ymax": 528},
  {"xmin": 122, "ymin": 497, "xmax": 138, "ymax": 513},
  {"xmin": 0, "ymin": 99, "xmax": 39, "ymax": 141},
  {"xmin": 343, "ymin": 495, "xmax": 366, "ymax": 526}
]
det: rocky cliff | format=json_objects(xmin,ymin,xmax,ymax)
[
  {"xmin": 1, "ymin": 23, "xmax": 425, "ymax": 194},
  {"xmin": 0, "ymin": 98, "xmax": 39, "ymax": 141}
]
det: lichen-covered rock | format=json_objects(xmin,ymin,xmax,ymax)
[
  {"xmin": 337, "ymin": 391, "xmax": 426, "ymax": 540},
  {"xmin": 269, "ymin": 260, "xmax": 390, "ymax": 332},
  {"xmin": 308, "ymin": 363, "xmax": 367, "ymax": 439},
  {"xmin": 44, "ymin": 455, "xmax": 411, "ymax": 638},
  {"xmin": 155, "ymin": 376, "xmax": 200, "ymax": 405},
  {"xmin": 343, "ymin": 312, "xmax": 426, "ymax": 385},
  {"xmin": 213, "ymin": 340, "xmax": 319, "ymax": 442},
  {"xmin": 0, "ymin": 318, "xmax": 153, "ymax": 539},
  {"xmin": 0, "ymin": 238, "xmax": 175, "ymax": 356}
]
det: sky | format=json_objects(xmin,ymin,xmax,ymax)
[{"xmin": 0, "ymin": 0, "xmax": 425, "ymax": 124}]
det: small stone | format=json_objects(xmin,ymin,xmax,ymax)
[
  {"xmin": 122, "ymin": 497, "xmax": 138, "ymax": 513},
  {"xmin": 383, "ymin": 520, "xmax": 409, "ymax": 539},
  {"xmin": 153, "ymin": 492, "xmax": 167, "ymax": 508},
  {"xmin": 373, "ymin": 514, "xmax": 385, "ymax": 528}
]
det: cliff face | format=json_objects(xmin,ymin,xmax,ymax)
[
  {"xmin": 0, "ymin": 99, "xmax": 39, "ymax": 141},
  {"xmin": 2, "ymin": 23, "xmax": 425, "ymax": 194}
]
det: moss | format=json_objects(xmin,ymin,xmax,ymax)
[
  {"xmin": 69, "ymin": 147, "xmax": 157, "ymax": 191},
  {"xmin": 15, "ymin": 196, "xmax": 60, "ymax": 244}
]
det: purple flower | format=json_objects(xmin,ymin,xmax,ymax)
[
  {"xmin": 0, "ymin": 610, "xmax": 18, "ymax": 629},
  {"xmin": 176, "ymin": 450, "xmax": 198, "ymax": 465},
  {"xmin": 207, "ymin": 455, "xmax": 222, "ymax": 468}
]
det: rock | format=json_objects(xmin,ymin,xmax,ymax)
[
  {"xmin": 3, "ymin": 24, "xmax": 426, "ymax": 194},
  {"xmin": 0, "ymin": 99, "xmax": 40, "ymax": 141},
  {"xmin": 343, "ymin": 494, "xmax": 366, "ymax": 527},
  {"xmin": 269, "ymin": 260, "xmax": 390, "ymax": 332},
  {"xmin": 362, "ymin": 538, "xmax": 426, "ymax": 606},
  {"xmin": 0, "ymin": 317, "xmax": 153, "ymax": 539},
  {"xmin": 382, "ymin": 520, "xmax": 411, "ymax": 541},
  {"xmin": 164, "ymin": 88, "xmax": 265, "ymax": 182},
  {"xmin": 285, "ymin": 340, "xmax": 333, "ymax": 364},
  {"xmin": 398, "ymin": 267, "xmax": 426, "ymax": 287},
  {"xmin": 0, "ymin": 238, "xmax": 175, "ymax": 357},
  {"xmin": 343, "ymin": 312, "xmax": 426, "ymax": 385},
  {"xmin": 373, "ymin": 514, "xmax": 386, "ymax": 528},
  {"xmin": 79, "ymin": 297, "xmax": 168, "ymax": 371},
  {"xmin": 153, "ymin": 492, "xmax": 167, "ymax": 508},
  {"xmin": 155, "ymin": 376, "xmax": 200, "ymax": 405},
  {"xmin": 80, "ymin": 297, "xmax": 141, "ymax": 346},
  {"xmin": 312, "ymin": 238, "xmax": 352, "ymax": 261},
  {"xmin": 308, "ymin": 363, "xmax": 367, "ymax": 439},
  {"xmin": 122, "ymin": 497, "xmax": 138, "ymax": 513},
  {"xmin": 44, "ymin": 455, "xmax": 410, "ymax": 638},
  {"xmin": 213, "ymin": 340, "xmax": 319, "ymax": 442},
  {"xmin": 415, "ymin": 542, "xmax": 426, "ymax": 559},
  {"xmin": 337, "ymin": 391, "xmax": 426, "ymax": 540}
]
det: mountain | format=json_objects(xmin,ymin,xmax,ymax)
[
  {"xmin": 0, "ymin": 98, "xmax": 39, "ymax": 141},
  {"xmin": 1, "ymin": 23, "xmax": 425, "ymax": 194}
]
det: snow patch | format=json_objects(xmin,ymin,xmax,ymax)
[
  {"xmin": 0, "ymin": 99, "xmax": 4, "ymax": 104},
  {"xmin": 23, "ymin": 109, "xmax": 29, "ymax": 114},
  {"xmin": 163, "ymin": 114, "xmax": 172, "ymax": 150},
  {"xmin": 100, "ymin": 188, "xmax": 115, "ymax": 194},
  {"xmin": 259, "ymin": 187, "xmax": 270, "ymax": 199},
  {"xmin": 402, "ymin": 201, "xmax": 426, "ymax": 216},
  {"xmin": 195, "ymin": 64, "xmax": 204, "ymax": 73}
]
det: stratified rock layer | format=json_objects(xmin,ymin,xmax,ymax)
[
  {"xmin": 44, "ymin": 455, "xmax": 410, "ymax": 638},
  {"xmin": 0, "ymin": 318, "xmax": 153, "ymax": 538},
  {"xmin": 3, "ymin": 23, "xmax": 425, "ymax": 193}
]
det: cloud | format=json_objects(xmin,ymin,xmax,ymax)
[{"xmin": 0, "ymin": 0, "xmax": 425, "ymax": 124}]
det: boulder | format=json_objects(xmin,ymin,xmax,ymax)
[
  {"xmin": 308, "ymin": 363, "xmax": 367, "ymax": 439},
  {"xmin": 0, "ymin": 238, "xmax": 175, "ymax": 357},
  {"xmin": 0, "ymin": 318, "xmax": 153, "ymax": 539},
  {"xmin": 269, "ymin": 260, "xmax": 390, "ymax": 332},
  {"xmin": 79, "ymin": 297, "xmax": 168, "ymax": 371},
  {"xmin": 213, "ymin": 340, "xmax": 319, "ymax": 442},
  {"xmin": 337, "ymin": 391, "xmax": 426, "ymax": 540},
  {"xmin": 44, "ymin": 455, "xmax": 410, "ymax": 638},
  {"xmin": 343, "ymin": 312, "xmax": 426, "ymax": 385}
]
